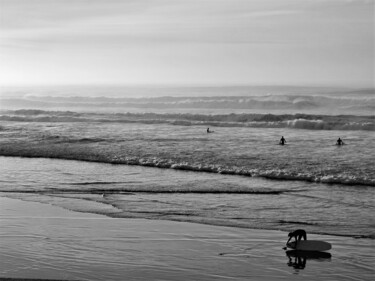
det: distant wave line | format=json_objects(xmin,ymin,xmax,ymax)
[{"xmin": 1, "ymin": 110, "xmax": 374, "ymax": 131}]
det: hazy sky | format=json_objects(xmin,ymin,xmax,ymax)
[{"xmin": 0, "ymin": 0, "xmax": 373, "ymax": 87}]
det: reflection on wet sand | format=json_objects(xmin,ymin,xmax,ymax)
[{"xmin": 286, "ymin": 250, "xmax": 332, "ymax": 271}]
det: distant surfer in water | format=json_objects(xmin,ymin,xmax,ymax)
[
  {"xmin": 279, "ymin": 136, "xmax": 286, "ymax": 145},
  {"xmin": 207, "ymin": 127, "xmax": 214, "ymax": 133},
  {"xmin": 336, "ymin": 138, "xmax": 345, "ymax": 146},
  {"xmin": 287, "ymin": 229, "xmax": 307, "ymax": 245}
]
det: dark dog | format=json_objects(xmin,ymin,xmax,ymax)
[{"xmin": 287, "ymin": 229, "xmax": 307, "ymax": 244}]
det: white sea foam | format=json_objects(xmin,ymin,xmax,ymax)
[{"xmin": 1, "ymin": 110, "xmax": 373, "ymax": 131}]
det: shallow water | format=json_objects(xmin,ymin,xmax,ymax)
[{"xmin": 1, "ymin": 157, "xmax": 374, "ymax": 239}]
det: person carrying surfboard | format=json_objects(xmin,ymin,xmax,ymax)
[
  {"xmin": 336, "ymin": 138, "xmax": 345, "ymax": 146},
  {"xmin": 279, "ymin": 136, "xmax": 286, "ymax": 145},
  {"xmin": 286, "ymin": 229, "xmax": 307, "ymax": 245}
]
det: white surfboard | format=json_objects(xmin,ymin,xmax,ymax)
[{"xmin": 287, "ymin": 240, "xmax": 332, "ymax": 252}]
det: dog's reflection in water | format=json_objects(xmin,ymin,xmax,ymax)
[{"xmin": 286, "ymin": 250, "xmax": 331, "ymax": 270}]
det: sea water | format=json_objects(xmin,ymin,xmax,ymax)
[{"xmin": 0, "ymin": 85, "xmax": 374, "ymax": 239}]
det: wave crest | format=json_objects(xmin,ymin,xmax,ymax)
[{"xmin": 1, "ymin": 110, "xmax": 373, "ymax": 131}]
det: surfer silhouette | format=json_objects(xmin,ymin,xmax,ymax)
[
  {"xmin": 336, "ymin": 138, "xmax": 345, "ymax": 146},
  {"xmin": 287, "ymin": 229, "xmax": 307, "ymax": 245},
  {"xmin": 279, "ymin": 136, "xmax": 286, "ymax": 145},
  {"xmin": 207, "ymin": 127, "xmax": 210, "ymax": 133}
]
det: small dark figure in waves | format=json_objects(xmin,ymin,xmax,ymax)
[
  {"xmin": 287, "ymin": 229, "xmax": 307, "ymax": 245},
  {"xmin": 207, "ymin": 127, "xmax": 210, "ymax": 133},
  {"xmin": 279, "ymin": 136, "xmax": 286, "ymax": 145},
  {"xmin": 336, "ymin": 138, "xmax": 345, "ymax": 146}
]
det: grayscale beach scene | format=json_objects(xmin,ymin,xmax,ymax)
[{"xmin": 0, "ymin": 1, "xmax": 374, "ymax": 280}]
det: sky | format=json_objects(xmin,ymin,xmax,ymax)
[{"xmin": 0, "ymin": 0, "xmax": 373, "ymax": 87}]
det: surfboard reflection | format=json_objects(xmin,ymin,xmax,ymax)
[{"xmin": 286, "ymin": 250, "xmax": 332, "ymax": 270}]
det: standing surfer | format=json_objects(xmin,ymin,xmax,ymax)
[
  {"xmin": 336, "ymin": 138, "xmax": 345, "ymax": 146},
  {"xmin": 280, "ymin": 136, "xmax": 286, "ymax": 145}
]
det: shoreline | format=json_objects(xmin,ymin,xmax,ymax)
[
  {"xmin": 1, "ymin": 197, "xmax": 374, "ymax": 281},
  {"xmin": 0, "ymin": 155, "xmax": 374, "ymax": 188}
]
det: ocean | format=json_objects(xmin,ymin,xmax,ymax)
[{"xmin": 0, "ymin": 85, "xmax": 374, "ymax": 239}]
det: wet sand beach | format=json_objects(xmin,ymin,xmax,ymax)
[{"xmin": 0, "ymin": 197, "xmax": 373, "ymax": 281}]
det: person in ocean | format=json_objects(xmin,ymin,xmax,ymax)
[
  {"xmin": 336, "ymin": 138, "xmax": 345, "ymax": 146},
  {"xmin": 207, "ymin": 127, "xmax": 210, "ymax": 133},
  {"xmin": 280, "ymin": 136, "xmax": 286, "ymax": 145},
  {"xmin": 287, "ymin": 229, "xmax": 307, "ymax": 245}
]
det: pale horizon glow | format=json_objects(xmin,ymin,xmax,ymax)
[{"xmin": 0, "ymin": 0, "xmax": 374, "ymax": 87}]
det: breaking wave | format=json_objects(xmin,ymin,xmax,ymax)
[
  {"xmin": 1, "ymin": 110, "xmax": 373, "ymax": 131},
  {"xmin": 0, "ymin": 150, "xmax": 373, "ymax": 186}
]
